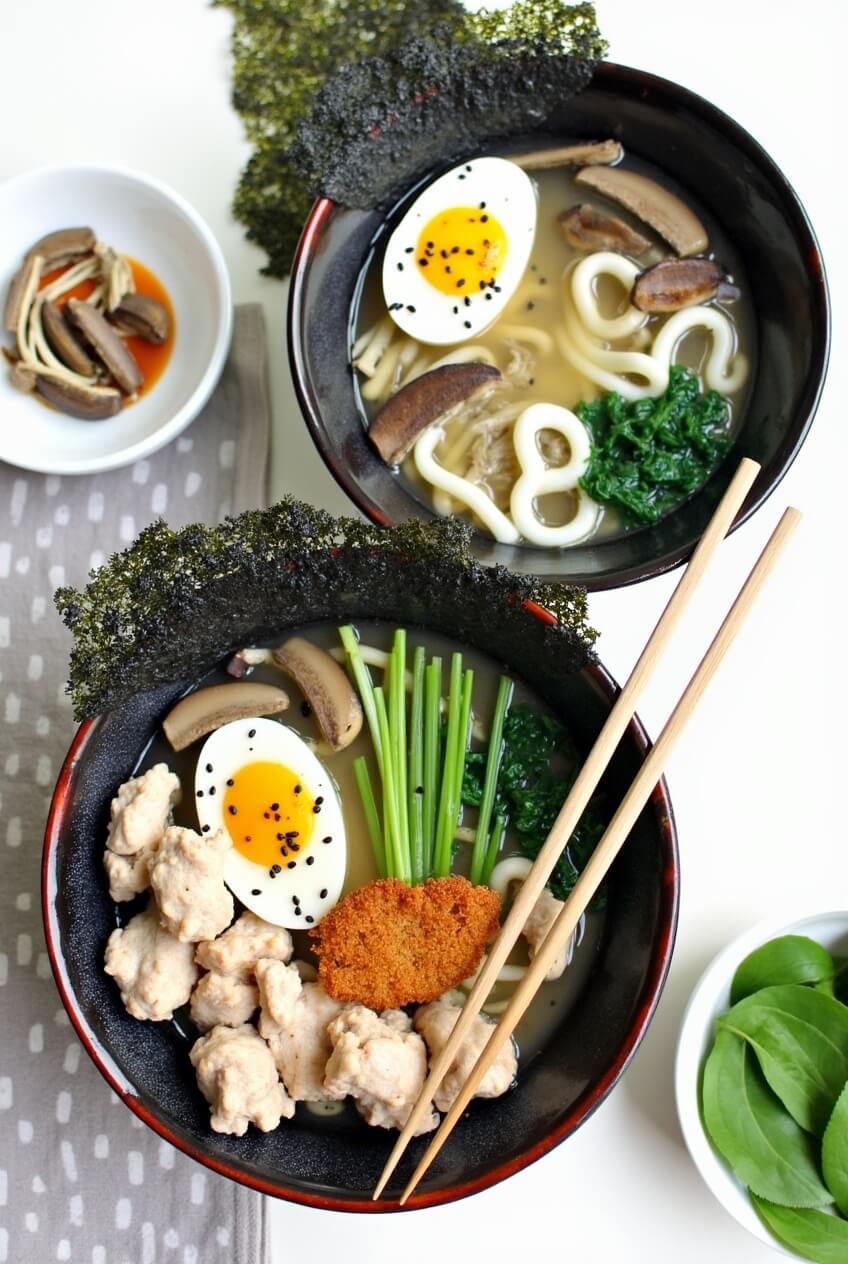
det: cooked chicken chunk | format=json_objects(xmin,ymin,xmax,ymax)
[
  {"xmin": 258, "ymin": 972, "xmax": 343, "ymax": 1102},
  {"xmin": 104, "ymin": 903, "xmax": 199, "ymax": 1021},
  {"xmin": 255, "ymin": 958, "xmax": 303, "ymax": 1028},
  {"xmin": 324, "ymin": 1006, "xmax": 438, "ymax": 1134},
  {"xmin": 189, "ymin": 1024, "xmax": 294, "ymax": 1136},
  {"xmin": 103, "ymin": 847, "xmax": 155, "ymax": 903},
  {"xmin": 106, "ymin": 763, "xmax": 180, "ymax": 856},
  {"xmin": 414, "ymin": 997, "xmax": 517, "ymax": 1111},
  {"xmin": 150, "ymin": 826, "xmax": 233, "ymax": 943},
  {"xmin": 190, "ymin": 972, "xmax": 259, "ymax": 1033},
  {"xmin": 523, "ymin": 887, "xmax": 569, "ymax": 981},
  {"xmin": 195, "ymin": 911, "xmax": 292, "ymax": 981}
]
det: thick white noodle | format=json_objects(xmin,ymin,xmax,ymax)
[
  {"xmin": 462, "ymin": 955, "xmax": 527, "ymax": 988},
  {"xmin": 509, "ymin": 403, "xmax": 600, "ymax": 547},
  {"xmin": 570, "ymin": 251, "xmax": 648, "ymax": 341},
  {"xmin": 558, "ymin": 305, "xmax": 666, "ymax": 401},
  {"xmin": 497, "ymin": 323, "xmax": 554, "ymax": 356},
  {"xmin": 352, "ymin": 316, "xmax": 394, "ymax": 376},
  {"xmin": 360, "ymin": 338, "xmax": 405, "ymax": 400},
  {"xmin": 413, "ymin": 426, "xmax": 521, "ymax": 545},
  {"xmin": 488, "ymin": 855, "xmax": 533, "ymax": 898},
  {"xmin": 650, "ymin": 305, "xmax": 748, "ymax": 393}
]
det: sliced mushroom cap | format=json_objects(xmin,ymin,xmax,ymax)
[
  {"xmin": 4, "ymin": 254, "xmax": 42, "ymax": 333},
  {"xmin": 25, "ymin": 227, "xmax": 95, "ymax": 269},
  {"xmin": 369, "ymin": 362, "xmax": 502, "ymax": 465},
  {"xmin": 575, "ymin": 166, "xmax": 709, "ymax": 257},
  {"xmin": 631, "ymin": 258, "xmax": 725, "ymax": 313},
  {"xmin": 42, "ymin": 300, "xmax": 97, "ymax": 375},
  {"xmin": 272, "ymin": 638, "xmax": 363, "ymax": 752},
  {"xmin": 66, "ymin": 298, "xmax": 143, "ymax": 394},
  {"xmin": 558, "ymin": 204, "xmax": 651, "ymax": 256},
  {"xmin": 35, "ymin": 375, "xmax": 122, "ymax": 420},
  {"xmin": 162, "ymin": 682, "xmax": 290, "ymax": 752},
  {"xmin": 113, "ymin": 293, "xmax": 170, "ymax": 344},
  {"xmin": 512, "ymin": 139, "xmax": 622, "ymax": 170},
  {"xmin": 9, "ymin": 362, "xmax": 36, "ymax": 393}
]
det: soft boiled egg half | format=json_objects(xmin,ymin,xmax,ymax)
[
  {"xmin": 382, "ymin": 156, "xmax": 537, "ymax": 345},
  {"xmin": 194, "ymin": 718, "xmax": 346, "ymax": 929}
]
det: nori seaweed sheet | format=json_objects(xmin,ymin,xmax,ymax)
[
  {"xmin": 292, "ymin": 5, "xmax": 607, "ymax": 210},
  {"xmin": 56, "ymin": 500, "xmax": 597, "ymax": 721}
]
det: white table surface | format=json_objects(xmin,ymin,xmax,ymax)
[{"xmin": 1, "ymin": 1, "xmax": 843, "ymax": 1259}]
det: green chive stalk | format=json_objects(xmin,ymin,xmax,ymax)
[
  {"xmin": 422, "ymin": 657, "xmax": 442, "ymax": 878},
  {"xmin": 481, "ymin": 813, "xmax": 508, "ymax": 886},
  {"xmin": 469, "ymin": 675, "xmax": 514, "ymax": 885},
  {"xmin": 433, "ymin": 653, "xmax": 464, "ymax": 876},
  {"xmin": 408, "ymin": 646, "xmax": 426, "ymax": 884},
  {"xmin": 353, "ymin": 756, "xmax": 386, "ymax": 878},
  {"xmin": 374, "ymin": 687, "xmax": 408, "ymax": 880},
  {"xmin": 389, "ymin": 630, "xmax": 410, "ymax": 880},
  {"xmin": 339, "ymin": 625, "xmax": 382, "ymax": 766}
]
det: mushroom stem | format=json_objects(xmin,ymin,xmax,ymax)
[{"xmin": 512, "ymin": 139, "xmax": 622, "ymax": 170}]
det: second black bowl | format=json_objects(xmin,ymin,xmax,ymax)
[{"xmin": 288, "ymin": 62, "xmax": 829, "ymax": 589}]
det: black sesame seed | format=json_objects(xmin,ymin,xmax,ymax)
[
  {"xmin": 272, "ymin": 863, "xmax": 281, "ymax": 873},
  {"xmin": 463, "ymin": 321, "xmax": 471, "ymax": 329},
  {"xmin": 478, "ymin": 281, "xmax": 486, "ymax": 290},
  {"xmin": 458, "ymin": 174, "xmax": 465, "ymax": 180},
  {"xmin": 452, "ymin": 306, "xmax": 459, "ymax": 315},
  {"xmin": 426, "ymin": 240, "xmax": 434, "ymax": 248},
  {"xmin": 268, "ymin": 870, "xmax": 277, "ymax": 879},
  {"xmin": 196, "ymin": 790, "xmax": 204, "ymax": 798},
  {"xmin": 415, "ymin": 786, "xmax": 424, "ymax": 795},
  {"xmin": 263, "ymin": 812, "xmax": 270, "ymax": 819},
  {"xmin": 287, "ymin": 861, "xmax": 296, "ymax": 870},
  {"xmin": 451, "ymin": 246, "xmax": 460, "ymax": 254},
  {"xmin": 248, "ymin": 728, "xmax": 256, "ymax": 738},
  {"xmin": 494, "ymin": 285, "xmax": 502, "ymax": 293},
  {"xmin": 205, "ymin": 763, "xmax": 213, "ymax": 773},
  {"xmin": 481, "ymin": 214, "xmax": 489, "ymax": 223},
  {"xmin": 465, "ymin": 248, "xmax": 474, "ymax": 256},
  {"xmin": 244, "ymin": 835, "xmax": 252, "ymax": 842},
  {"xmin": 319, "ymin": 888, "xmax": 328, "ymax": 899},
  {"xmin": 445, "ymin": 266, "xmax": 452, "ymax": 274},
  {"xmin": 464, "ymin": 296, "xmax": 471, "ymax": 307},
  {"xmin": 208, "ymin": 786, "xmax": 216, "ymax": 795},
  {"xmin": 529, "ymin": 377, "xmax": 535, "ymax": 385},
  {"xmin": 465, "ymin": 164, "xmax": 472, "ymax": 172},
  {"xmin": 306, "ymin": 916, "xmax": 314, "ymax": 924},
  {"xmin": 226, "ymin": 778, "xmax": 234, "ymax": 787},
  {"xmin": 312, "ymin": 804, "xmax": 322, "ymax": 814},
  {"xmin": 289, "ymin": 842, "xmax": 300, "ymax": 852},
  {"xmin": 274, "ymin": 813, "xmax": 281, "ymax": 822},
  {"xmin": 276, "ymin": 832, "xmax": 284, "ymax": 841},
  {"xmin": 293, "ymin": 895, "xmax": 300, "ymax": 905},
  {"xmin": 456, "ymin": 279, "xmax": 466, "ymax": 289},
  {"xmin": 404, "ymin": 247, "xmax": 413, "ymax": 254},
  {"xmin": 406, "ymin": 305, "xmax": 416, "ymax": 313},
  {"xmin": 252, "ymin": 888, "xmax": 262, "ymax": 896},
  {"xmin": 479, "ymin": 201, "xmax": 486, "ymax": 208},
  {"xmin": 270, "ymin": 802, "xmax": 279, "ymax": 811},
  {"xmin": 280, "ymin": 846, "xmax": 288, "ymax": 857},
  {"xmin": 201, "ymin": 824, "xmax": 210, "ymax": 833},
  {"xmin": 294, "ymin": 785, "xmax": 302, "ymax": 795},
  {"xmin": 540, "ymin": 277, "xmax": 548, "ymax": 285},
  {"xmin": 228, "ymin": 805, "xmax": 237, "ymax": 816},
  {"xmin": 441, "ymin": 249, "xmax": 448, "ymax": 259},
  {"xmin": 315, "ymin": 796, "xmax": 324, "ymax": 806},
  {"xmin": 485, "ymin": 293, "xmax": 493, "ymax": 300},
  {"xmin": 397, "ymin": 262, "xmax": 404, "ymax": 271},
  {"xmin": 306, "ymin": 856, "xmax": 315, "ymax": 866},
  {"xmin": 527, "ymin": 301, "xmax": 535, "ymax": 311},
  {"xmin": 322, "ymin": 836, "xmax": 332, "ymax": 844},
  {"xmin": 419, "ymin": 258, "xmax": 429, "ymax": 267},
  {"xmin": 294, "ymin": 907, "xmax": 302, "ymax": 916}
]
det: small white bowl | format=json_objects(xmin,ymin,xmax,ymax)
[
  {"xmin": 0, "ymin": 164, "xmax": 232, "ymax": 475},
  {"xmin": 675, "ymin": 909, "xmax": 848, "ymax": 1258}
]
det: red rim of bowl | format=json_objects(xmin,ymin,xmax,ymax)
[
  {"xmin": 287, "ymin": 62, "xmax": 831, "ymax": 589},
  {"xmin": 42, "ymin": 602, "xmax": 679, "ymax": 1212}
]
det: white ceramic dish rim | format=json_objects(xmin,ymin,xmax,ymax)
[
  {"xmin": 674, "ymin": 906, "xmax": 848, "ymax": 1259},
  {"xmin": 0, "ymin": 162, "xmax": 233, "ymax": 476}
]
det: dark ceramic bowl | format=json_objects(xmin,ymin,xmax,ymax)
[
  {"xmin": 43, "ymin": 596, "xmax": 678, "ymax": 1212},
  {"xmin": 288, "ymin": 62, "xmax": 830, "ymax": 589}
]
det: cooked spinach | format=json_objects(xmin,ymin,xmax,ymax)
[
  {"xmin": 578, "ymin": 365, "xmax": 733, "ymax": 525},
  {"xmin": 461, "ymin": 703, "xmax": 605, "ymax": 902}
]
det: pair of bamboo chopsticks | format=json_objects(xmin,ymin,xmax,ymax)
[{"xmin": 374, "ymin": 456, "xmax": 801, "ymax": 1204}]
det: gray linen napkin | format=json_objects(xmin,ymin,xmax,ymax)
[{"xmin": 0, "ymin": 304, "xmax": 271, "ymax": 1264}]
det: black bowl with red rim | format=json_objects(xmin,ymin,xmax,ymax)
[
  {"xmin": 43, "ymin": 594, "xmax": 677, "ymax": 1211},
  {"xmin": 288, "ymin": 62, "xmax": 829, "ymax": 590}
]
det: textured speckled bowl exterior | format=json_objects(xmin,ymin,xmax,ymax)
[
  {"xmin": 288, "ymin": 62, "xmax": 830, "ymax": 589},
  {"xmin": 44, "ymin": 598, "xmax": 678, "ymax": 1211}
]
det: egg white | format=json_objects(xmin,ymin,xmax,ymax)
[
  {"xmin": 381, "ymin": 156, "xmax": 537, "ymax": 346},
  {"xmin": 194, "ymin": 718, "xmax": 346, "ymax": 929}
]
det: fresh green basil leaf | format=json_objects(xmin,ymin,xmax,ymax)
[
  {"xmin": 823, "ymin": 1081, "xmax": 848, "ymax": 1216},
  {"xmin": 702, "ymin": 1031, "xmax": 832, "ymax": 1207},
  {"xmin": 751, "ymin": 1195, "xmax": 848, "ymax": 1263},
  {"xmin": 731, "ymin": 936, "xmax": 835, "ymax": 1004},
  {"xmin": 718, "ymin": 985, "xmax": 848, "ymax": 1135}
]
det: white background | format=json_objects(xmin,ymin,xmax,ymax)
[{"xmin": 0, "ymin": 1, "xmax": 844, "ymax": 1259}]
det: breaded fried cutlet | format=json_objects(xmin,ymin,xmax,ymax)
[{"xmin": 310, "ymin": 876, "xmax": 501, "ymax": 1011}]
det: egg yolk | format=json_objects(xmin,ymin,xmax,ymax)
[
  {"xmin": 416, "ymin": 207, "xmax": 508, "ymax": 296},
  {"xmin": 222, "ymin": 761, "xmax": 315, "ymax": 870}
]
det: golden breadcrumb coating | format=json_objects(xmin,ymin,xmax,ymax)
[{"xmin": 310, "ymin": 876, "xmax": 501, "ymax": 1011}]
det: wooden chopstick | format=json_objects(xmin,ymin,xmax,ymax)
[
  {"xmin": 372, "ymin": 456, "xmax": 760, "ymax": 1199},
  {"xmin": 399, "ymin": 504, "xmax": 801, "ymax": 1203}
]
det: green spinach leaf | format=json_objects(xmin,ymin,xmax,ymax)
[
  {"xmin": 718, "ymin": 985, "xmax": 848, "ymax": 1136},
  {"xmin": 823, "ymin": 1081, "xmax": 848, "ymax": 1216},
  {"xmin": 578, "ymin": 366, "xmax": 732, "ymax": 525},
  {"xmin": 702, "ymin": 1030, "xmax": 832, "ymax": 1207},
  {"xmin": 732, "ymin": 936, "xmax": 835, "ymax": 1004},
  {"xmin": 751, "ymin": 1196, "xmax": 848, "ymax": 1263}
]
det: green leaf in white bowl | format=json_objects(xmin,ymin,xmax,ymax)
[
  {"xmin": 751, "ymin": 1195, "xmax": 848, "ymax": 1263},
  {"xmin": 702, "ymin": 1030, "xmax": 832, "ymax": 1207},
  {"xmin": 731, "ymin": 936, "xmax": 835, "ymax": 1005},
  {"xmin": 822, "ymin": 1081, "xmax": 848, "ymax": 1216},
  {"xmin": 718, "ymin": 985, "xmax": 848, "ymax": 1136}
]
